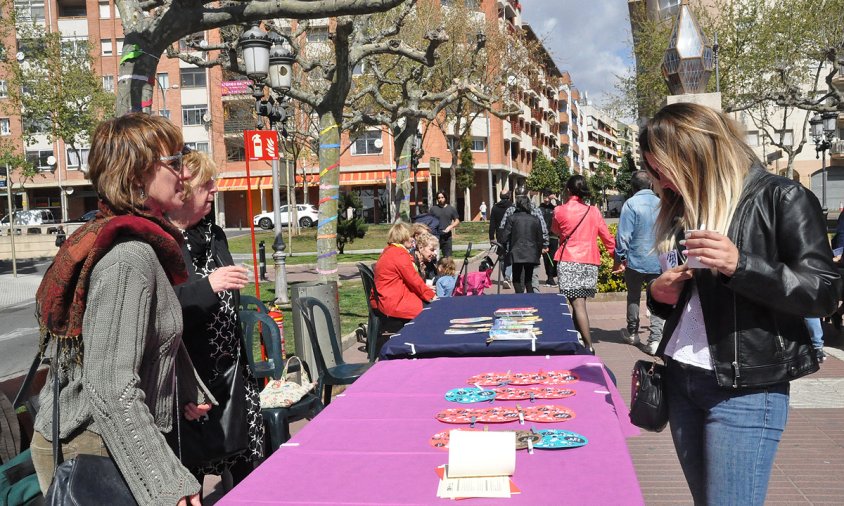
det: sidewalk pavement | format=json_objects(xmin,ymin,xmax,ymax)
[{"xmin": 5, "ymin": 255, "xmax": 842, "ymax": 504}]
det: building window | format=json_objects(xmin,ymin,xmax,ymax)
[
  {"xmin": 101, "ymin": 39, "xmax": 112, "ymax": 56},
  {"xmin": 0, "ymin": 80, "xmax": 6, "ymax": 98},
  {"xmin": 351, "ymin": 130, "xmax": 382, "ymax": 155},
  {"xmin": 158, "ymin": 110, "xmax": 171, "ymax": 119},
  {"xmin": 447, "ymin": 136, "xmax": 486, "ymax": 152},
  {"xmin": 226, "ymin": 139, "xmax": 246, "ymax": 162},
  {"xmin": 307, "ymin": 28, "xmax": 329, "ymax": 43},
  {"xmin": 116, "ymin": 38, "xmax": 124, "ymax": 56},
  {"xmin": 184, "ymin": 141, "xmax": 210, "ymax": 153},
  {"xmin": 60, "ymin": 36, "xmax": 87, "ymax": 56},
  {"xmin": 180, "ymin": 67, "xmax": 207, "ymax": 88},
  {"xmin": 23, "ymin": 116, "xmax": 50, "ymax": 135},
  {"xmin": 66, "ymin": 148, "xmax": 90, "ymax": 170},
  {"xmin": 0, "ymin": 118, "xmax": 10, "ymax": 136},
  {"xmin": 773, "ymin": 129, "xmax": 794, "ymax": 146},
  {"xmin": 179, "ymin": 32, "xmax": 206, "ymax": 51},
  {"xmin": 98, "ymin": 0, "xmax": 109, "ymax": 18},
  {"xmin": 14, "ymin": 0, "xmax": 45, "ymax": 21},
  {"xmin": 58, "ymin": 0, "xmax": 86, "ymax": 16},
  {"xmin": 26, "ymin": 150, "xmax": 54, "ymax": 171},
  {"xmin": 182, "ymin": 104, "xmax": 208, "ymax": 126},
  {"xmin": 746, "ymin": 130, "xmax": 759, "ymax": 147},
  {"xmin": 101, "ymin": 75, "xmax": 114, "ymax": 92},
  {"xmin": 156, "ymin": 72, "xmax": 169, "ymax": 90}
]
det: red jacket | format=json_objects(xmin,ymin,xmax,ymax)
[
  {"xmin": 371, "ymin": 244, "xmax": 435, "ymax": 320},
  {"xmin": 551, "ymin": 196, "xmax": 615, "ymax": 265}
]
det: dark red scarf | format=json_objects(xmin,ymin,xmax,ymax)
[{"xmin": 36, "ymin": 202, "xmax": 187, "ymax": 354}]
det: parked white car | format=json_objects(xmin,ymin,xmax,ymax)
[{"xmin": 253, "ymin": 204, "xmax": 319, "ymax": 229}]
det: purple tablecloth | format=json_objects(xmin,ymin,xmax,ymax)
[{"xmin": 221, "ymin": 356, "xmax": 642, "ymax": 505}]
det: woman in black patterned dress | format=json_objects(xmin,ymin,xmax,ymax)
[{"xmin": 169, "ymin": 151, "xmax": 264, "ymax": 488}]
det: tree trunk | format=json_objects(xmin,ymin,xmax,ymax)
[
  {"xmin": 393, "ymin": 120, "xmax": 418, "ymax": 222},
  {"xmin": 115, "ymin": 44, "xmax": 161, "ymax": 116},
  {"xmin": 316, "ymin": 111, "xmax": 341, "ymax": 282}
]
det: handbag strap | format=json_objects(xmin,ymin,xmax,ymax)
[
  {"xmin": 559, "ymin": 205, "xmax": 591, "ymax": 253},
  {"xmin": 51, "ymin": 338, "xmax": 64, "ymax": 470},
  {"xmin": 282, "ymin": 356, "xmax": 308, "ymax": 384}
]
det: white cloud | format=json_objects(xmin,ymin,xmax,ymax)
[{"xmin": 520, "ymin": 0, "xmax": 634, "ymax": 106}]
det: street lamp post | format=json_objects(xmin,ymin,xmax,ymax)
[
  {"xmin": 240, "ymin": 25, "xmax": 294, "ymax": 306},
  {"xmin": 810, "ymin": 111, "xmax": 839, "ymax": 211}
]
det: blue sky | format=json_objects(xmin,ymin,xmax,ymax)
[{"xmin": 519, "ymin": 0, "xmax": 634, "ymax": 106}]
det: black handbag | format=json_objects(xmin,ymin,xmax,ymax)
[
  {"xmin": 44, "ymin": 340, "xmax": 137, "ymax": 505},
  {"xmin": 629, "ymin": 359, "xmax": 669, "ymax": 432},
  {"xmin": 171, "ymin": 347, "xmax": 248, "ymax": 469}
]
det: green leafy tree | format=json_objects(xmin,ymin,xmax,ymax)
[
  {"xmin": 456, "ymin": 136, "xmax": 475, "ymax": 193},
  {"xmin": 526, "ymin": 153, "xmax": 562, "ymax": 195},
  {"xmin": 615, "ymin": 150, "xmax": 637, "ymax": 197},
  {"xmin": 553, "ymin": 153, "xmax": 572, "ymax": 190},
  {"xmin": 336, "ymin": 192, "xmax": 368, "ymax": 254},
  {"xmin": 588, "ymin": 158, "xmax": 615, "ymax": 210},
  {"xmin": 2, "ymin": 20, "xmax": 113, "ymax": 161}
]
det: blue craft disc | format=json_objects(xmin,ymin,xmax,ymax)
[
  {"xmin": 534, "ymin": 429, "xmax": 588, "ymax": 449},
  {"xmin": 445, "ymin": 387, "xmax": 497, "ymax": 404}
]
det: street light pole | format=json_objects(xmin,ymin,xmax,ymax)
[{"xmin": 810, "ymin": 111, "xmax": 839, "ymax": 212}]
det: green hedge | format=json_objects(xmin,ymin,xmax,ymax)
[{"xmin": 597, "ymin": 223, "xmax": 626, "ymax": 293}]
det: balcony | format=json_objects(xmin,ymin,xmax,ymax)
[{"xmin": 831, "ymin": 139, "xmax": 844, "ymax": 160}]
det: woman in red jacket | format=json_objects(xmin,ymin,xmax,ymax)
[
  {"xmin": 552, "ymin": 175, "xmax": 615, "ymax": 352},
  {"xmin": 371, "ymin": 223, "xmax": 435, "ymax": 351}
]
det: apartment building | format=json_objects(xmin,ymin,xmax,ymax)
[
  {"xmin": 1, "ymin": 0, "xmax": 578, "ymax": 227},
  {"xmin": 580, "ymin": 101, "xmax": 621, "ymax": 174}
]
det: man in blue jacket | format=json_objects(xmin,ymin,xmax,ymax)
[{"xmin": 612, "ymin": 171, "xmax": 663, "ymax": 355}]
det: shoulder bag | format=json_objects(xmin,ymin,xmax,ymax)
[
  {"xmin": 629, "ymin": 359, "xmax": 669, "ymax": 432},
  {"xmin": 171, "ymin": 344, "xmax": 248, "ymax": 469},
  {"xmin": 45, "ymin": 339, "xmax": 137, "ymax": 505},
  {"xmin": 259, "ymin": 356, "xmax": 316, "ymax": 409}
]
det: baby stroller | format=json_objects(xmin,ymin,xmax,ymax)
[{"xmin": 453, "ymin": 243, "xmax": 498, "ymax": 296}]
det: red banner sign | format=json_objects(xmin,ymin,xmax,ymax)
[{"xmin": 245, "ymin": 130, "xmax": 278, "ymax": 161}]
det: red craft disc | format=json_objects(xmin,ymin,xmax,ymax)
[
  {"xmin": 475, "ymin": 406, "xmax": 520, "ymax": 423},
  {"xmin": 533, "ymin": 387, "xmax": 576, "ymax": 399},
  {"xmin": 466, "ymin": 372, "xmax": 514, "ymax": 386},
  {"xmin": 543, "ymin": 370, "xmax": 580, "ymax": 385},
  {"xmin": 429, "ymin": 428, "xmax": 481, "ymax": 450},
  {"xmin": 492, "ymin": 387, "xmax": 532, "ymax": 400},
  {"xmin": 435, "ymin": 408, "xmax": 477, "ymax": 424},
  {"xmin": 522, "ymin": 405, "xmax": 576, "ymax": 423},
  {"xmin": 509, "ymin": 372, "xmax": 549, "ymax": 385}
]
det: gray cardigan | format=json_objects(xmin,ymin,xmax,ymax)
[{"xmin": 34, "ymin": 240, "xmax": 206, "ymax": 505}]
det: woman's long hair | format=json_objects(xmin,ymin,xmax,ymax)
[{"xmin": 639, "ymin": 103, "xmax": 759, "ymax": 252}]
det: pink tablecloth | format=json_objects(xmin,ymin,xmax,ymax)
[{"xmin": 221, "ymin": 355, "xmax": 643, "ymax": 505}]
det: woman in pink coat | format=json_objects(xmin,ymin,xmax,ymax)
[{"xmin": 552, "ymin": 175, "xmax": 615, "ymax": 352}]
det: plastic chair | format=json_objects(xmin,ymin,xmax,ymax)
[
  {"xmin": 240, "ymin": 294, "xmax": 269, "ymax": 314},
  {"xmin": 356, "ymin": 262, "xmax": 383, "ymax": 362},
  {"xmin": 239, "ymin": 310, "xmax": 320, "ymax": 455},
  {"xmin": 296, "ymin": 296, "xmax": 373, "ymax": 406}
]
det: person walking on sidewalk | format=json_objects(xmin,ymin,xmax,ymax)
[
  {"xmin": 499, "ymin": 186, "xmax": 549, "ymax": 292},
  {"xmin": 430, "ymin": 191, "xmax": 460, "ymax": 257},
  {"xmin": 644, "ymin": 103, "xmax": 841, "ymax": 506},
  {"xmin": 479, "ymin": 201, "xmax": 487, "ymax": 221},
  {"xmin": 539, "ymin": 193, "xmax": 559, "ymax": 286},
  {"xmin": 499, "ymin": 194, "xmax": 545, "ymax": 293},
  {"xmin": 552, "ymin": 176, "xmax": 614, "ymax": 353},
  {"xmin": 612, "ymin": 170, "xmax": 664, "ymax": 355},
  {"xmin": 489, "ymin": 190, "xmax": 513, "ymax": 288}
]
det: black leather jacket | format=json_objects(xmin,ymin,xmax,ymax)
[{"xmin": 648, "ymin": 165, "xmax": 842, "ymax": 389}]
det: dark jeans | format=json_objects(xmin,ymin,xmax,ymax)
[
  {"xmin": 543, "ymin": 236, "xmax": 559, "ymax": 280},
  {"xmin": 439, "ymin": 234, "xmax": 453, "ymax": 258},
  {"xmin": 512, "ymin": 263, "xmax": 536, "ymax": 293}
]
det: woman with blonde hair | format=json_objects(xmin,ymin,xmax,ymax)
[
  {"xmin": 644, "ymin": 102, "xmax": 841, "ymax": 505},
  {"xmin": 371, "ymin": 223, "xmax": 435, "ymax": 354},
  {"xmin": 168, "ymin": 151, "xmax": 262, "ymax": 490},
  {"xmin": 32, "ymin": 113, "xmax": 208, "ymax": 505}
]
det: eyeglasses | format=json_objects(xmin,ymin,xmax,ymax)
[{"xmin": 159, "ymin": 145, "xmax": 192, "ymax": 172}]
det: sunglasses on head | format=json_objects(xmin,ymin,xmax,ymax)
[{"xmin": 159, "ymin": 145, "xmax": 192, "ymax": 171}]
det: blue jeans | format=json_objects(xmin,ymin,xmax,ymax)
[
  {"xmin": 666, "ymin": 359, "xmax": 789, "ymax": 506},
  {"xmin": 804, "ymin": 318, "xmax": 824, "ymax": 350}
]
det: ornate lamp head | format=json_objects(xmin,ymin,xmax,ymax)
[{"xmin": 662, "ymin": 1, "xmax": 714, "ymax": 95}]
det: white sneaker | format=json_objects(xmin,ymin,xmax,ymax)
[
  {"xmin": 644, "ymin": 341, "xmax": 659, "ymax": 356},
  {"xmin": 619, "ymin": 328, "xmax": 639, "ymax": 345},
  {"xmin": 502, "ymin": 279, "xmax": 512, "ymax": 289}
]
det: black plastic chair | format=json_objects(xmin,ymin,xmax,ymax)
[
  {"xmin": 356, "ymin": 262, "xmax": 383, "ymax": 362},
  {"xmin": 296, "ymin": 296, "xmax": 373, "ymax": 406},
  {"xmin": 239, "ymin": 310, "xmax": 320, "ymax": 455},
  {"xmin": 240, "ymin": 294, "xmax": 270, "ymax": 314}
]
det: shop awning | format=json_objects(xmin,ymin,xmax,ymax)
[
  {"xmin": 294, "ymin": 169, "xmax": 431, "ymax": 186},
  {"xmin": 216, "ymin": 176, "xmax": 273, "ymax": 191}
]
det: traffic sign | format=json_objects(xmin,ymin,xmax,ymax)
[{"xmin": 245, "ymin": 130, "xmax": 278, "ymax": 161}]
